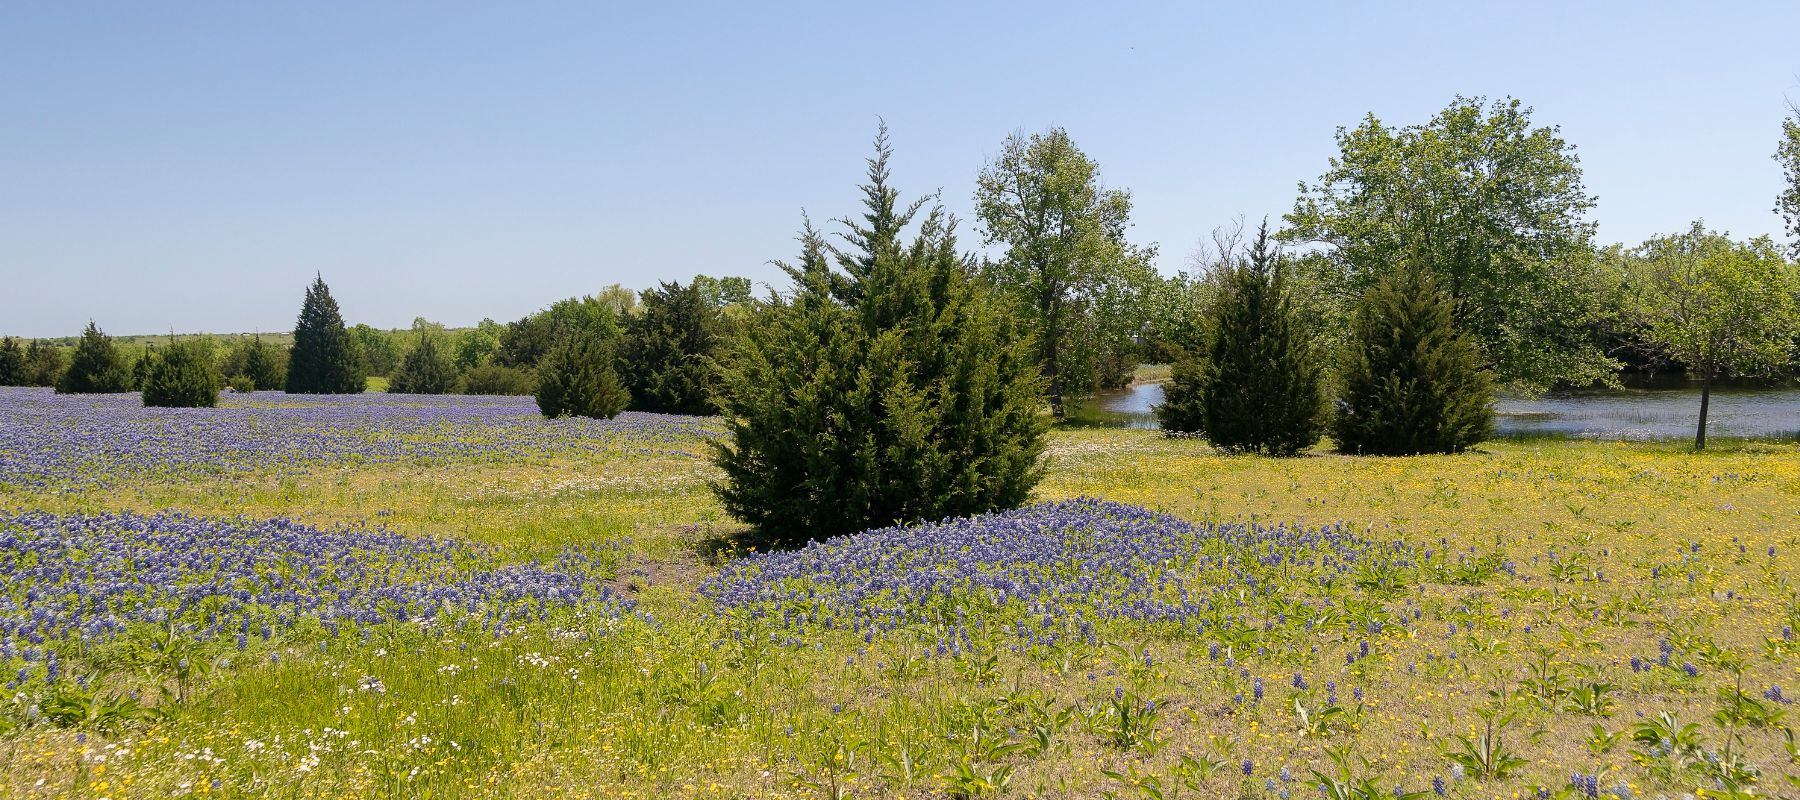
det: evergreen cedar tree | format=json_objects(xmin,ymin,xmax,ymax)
[
  {"xmin": 239, "ymin": 337, "xmax": 287, "ymax": 392},
  {"xmin": 389, "ymin": 334, "xmax": 458, "ymax": 394},
  {"xmin": 142, "ymin": 338, "xmax": 223, "ymax": 408},
  {"xmin": 619, "ymin": 279, "xmax": 724, "ymax": 415},
  {"xmin": 55, "ymin": 321, "xmax": 133, "ymax": 394},
  {"xmin": 285, "ymin": 276, "xmax": 367, "ymax": 394},
  {"xmin": 534, "ymin": 333, "xmax": 629, "ymax": 419},
  {"xmin": 1156, "ymin": 221, "xmax": 1325, "ymax": 455},
  {"xmin": 23, "ymin": 340, "xmax": 65, "ymax": 387},
  {"xmin": 0, "ymin": 337, "xmax": 26, "ymax": 385},
  {"xmin": 710, "ymin": 126, "xmax": 1048, "ymax": 545},
  {"xmin": 1333, "ymin": 268, "xmax": 1494, "ymax": 455}
]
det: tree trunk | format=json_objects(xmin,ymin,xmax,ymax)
[
  {"xmin": 1695, "ymin": 367, "xmax": 1712, "ymax": 451},
  {"xmin": 1045, "ymin": 337, "xmax": 1064, "ymax": 419}
]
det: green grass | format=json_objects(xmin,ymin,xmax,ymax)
[{"xmin": 5, "ymin": 428, "xmax": 1800, "ymax": 799}]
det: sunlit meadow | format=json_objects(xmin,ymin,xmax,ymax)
[{"xmin": 3, "ymin": 386, "xmax": 1799, "ymax": 798}]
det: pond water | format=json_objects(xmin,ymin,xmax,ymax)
[{"xmin": 1082, "ymin": 380, "xmax": 1800, "ymax": 441}]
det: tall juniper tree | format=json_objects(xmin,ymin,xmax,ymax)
[
  {"xmin": 1333, "ymin": 268, "xmax": 1494, "ymax": 455},
  {"xmin": 1157, "ymin": 221, "xmax": 1324, "ymax": 455},
  {"xmin": 56, "ymin": 321, "xmax": 133, "ymax": 394},
  {"xmin": 285, "ymin": 276, "xmax": 366, "ymax": 394},
  {"xmin": 712, "ymin": 126, "xmax": 1047, "ymax": 544}
]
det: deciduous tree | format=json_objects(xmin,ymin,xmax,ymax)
[
  {"xmin": 1628, "ymin": 223, "xmax": 1800, "ymax": 449},
  {"xmin": 975, "ymin": 128, "xmax": 1157, "ymax": 416},
  {"xmin": 1285, "ymin": 96, "xmax": 1615, "ymax": 392}
]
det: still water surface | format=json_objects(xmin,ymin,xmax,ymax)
[{"xmin": 1088, "ymin": 380, "xmax": 1800, "ymax": 440}]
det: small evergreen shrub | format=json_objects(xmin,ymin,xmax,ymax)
[
  {"xmin": 1157, "ymin": 222, "xmax": 1324, "ymax": 455},
  {"xmin": 535, "ymin": 335, "xmax": 629, "ymax": 419},
  {"xmin": 56, "ymin": 321, "xmax": 133, "ymax": 394},
  {"xmin": 1333, "ymin": 268, "xmax": 1494, "ymax": 455},
  {"xmin": 142, "ymin": 338, "xmax": 222, "ymax": 408},
  {"xmin": 389, "ymin": 334, "xmax": 457, "ymax": 394}
]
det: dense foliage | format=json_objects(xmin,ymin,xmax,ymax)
[
  {"xmin": 534, "ymin": 333, "xmax": 629, "ymax": 419},
  {"xmin": 1157, "ymin": 223, "xmax": 1324, "ymax": 455},
  {"xmin": 22, "ymin": 340, "xmax": 64, "ymax": 387},
  {"xmin": 0, "ymin": 336, "xmax": 26, "ymax": 386},
  {"xmin": 348, "ymin": 323, "xmax": 401, "ymax": 377},
  {"xmin": 55, "ymin": 321, "xmax": 132, "ymax": 394},
  {"xmin": 389, "ymin": 333, "xmax": 458, "ymax": 394},
  {"xmin": 223, "ymin": 336, "xmax": 288, "ymax": 391},
  {"xmin": 1333, "ymin": 269, "xmax": 1494, "ymax": 454},
  {"xmin": 495, "ymin": 296, "xmax": 622, "ymax": 369},
  {"xmin": 458, "ymin": 363, "xmax": 535, "ymax": 396},
  {"xmin": 975, "ymin": 127, "xmax": 1157, "ymax": 415},
  {"xmin": 712, "ymin": 128, "xmax": 1048, "ymax": 544},
  {"xmin": 1285, "ymin": 97, "xmax": 1616, "ymax": 392},
  {"xmin": 141, "ymin": 338, "xmax": 223, "ymax": 408},
  {"xmin": 286, "ymin": 276, "xmax": 366, "ymax": 394},
  {"xmin": 618, "ymin": 279, "xmax": 724, "ymax": 415}
]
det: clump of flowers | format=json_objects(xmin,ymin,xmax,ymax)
[
  {"xmin": 701, "ymin": 498, "xmax": 1412, "ymax": 647},
  {"xmin": 0, "ymin": 510, "xmax": 639, "ymax": 684}
]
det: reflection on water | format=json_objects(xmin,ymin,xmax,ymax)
[{"xmin": 1082, "ymin": 380, "xmax": 1800, "ymax": 441}]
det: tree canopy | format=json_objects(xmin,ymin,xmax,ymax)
[
  {"xmin": 1623, "ymin": 223, "xmax": 1800, "ymax": 448},
  {"xmin": 1284, "ymin": 96, "xmax": 1615, "ymax": 392}
]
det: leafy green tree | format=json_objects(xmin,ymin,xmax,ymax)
[
  {"xmin": 56, "ymin": 321, "xmax": 133, "ymax": 394},
  {"xmin": 23, "ymin": 340, "xmax": 64, "ymax": 387},
  {"xmin": 619, "ymin": 279, "xmax": 725, "ymax": 414},
  {"xmin": 975, "ymin": 127, "xmax": 1158, "ymax": 416},
  {"xmin": 389, "ymin": 333, "xmax": 458, "ymax": 394},
  {"xmin": 1285, "ymin": 96, "xmax": 1615, "ymax": 392},
  {"xmin": 0, "ymin": 337, "xmax": 27, "ymax": 385},
  {"xmin": 286, "ymin": 276, "xmax": 366, "ymax": 394},
  {"xmin": 1777, "ymin": 101, "xmax": 1800, "ymax": 261},
  {"xmin": 495, "ymin": 296, "xmax": 621, "ymax": 369},
  {"xmin": 142, "ymin": 338, "xmax": 222, "ymax": 408},
  {"xmin": 1334, "ymin": 269, "xmax": 1495, "ymax": 455},
  {"xmin": 534, "ymin": 333, "xmax": 628, "ymax": 419},
  {"xmin": 453, "ymin": 319, "xmax": 503, "ymax": 370},
  {"xmin": 713, "ymin": 127, "xmax": 1048, "ymax": 544},
  {"xmin": 1157, "ymin": 222, "xmax": 1324, "ymax": 455},
  {"xmin": 458, "ymin": 363, "xmax": 535, "ymax": 395},
  {"xmin": 348, "ymin": 324, "xmax": 401, "ymax": 377},
  {"xmin": 1627, "ymin": 223, "xmax": 1800, "ymax": 449}
]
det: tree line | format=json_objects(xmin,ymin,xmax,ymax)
[{"xmin": 3, "ymin": 95, "xmax": 1798, "ymax": 543}]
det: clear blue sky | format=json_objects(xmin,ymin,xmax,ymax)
[{"xmin": 3, "ymin": 1, "xmax": 1797, "ymax": 338}]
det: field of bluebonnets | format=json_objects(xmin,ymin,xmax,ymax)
[{"xmin": 4, "ymin": 384, "xmax": 1800, "ymax": 799}]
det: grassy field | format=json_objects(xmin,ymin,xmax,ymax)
[{"xmin": 3, "ymin": 391, "xmax": 1800, "ymax": 799}]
